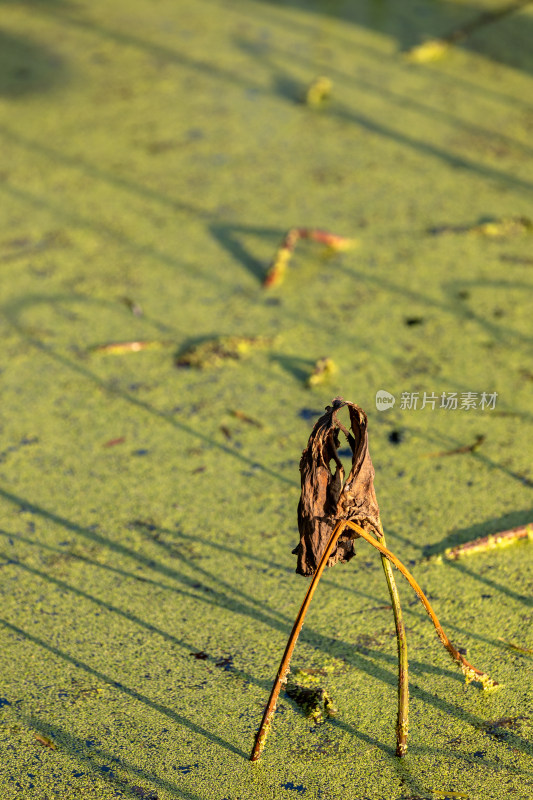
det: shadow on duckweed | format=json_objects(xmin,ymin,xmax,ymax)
[
  {"xmin": 0, "ymin": 616, "xmax": 248, "ymax": 762},
  {"xmin": 3, "ymin": 490, "xmax": 533, "ymax": 761},
  {"xmin": 21, "ymin": 712, "xmax": 206, "ymax": 800},
  {"xmin": 0, "ymin": 29, "xmax": 67, "ymax": 97}
]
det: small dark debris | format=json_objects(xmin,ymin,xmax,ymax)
[
  {"xmin": 121, "ymin": 297, "xmax": 143, "ymax": 316},
  {"xmin": 481, "ymin": 594, "xmax": 492, "ymax": 599},
  {"xmin": 220, "ymin": 425, "xmax": 232, "ymax": 440},
  {"xmin": 190, "ymin": 651, "xmax": 208, "ymax": 660},
  {"xmin": 405, "ymin": 317, "xmax": 424, "ymax": 326},
  {"xmin": 192, "ymin": 466, "xmax": 206, "ymax": 474},
  {"xmin": 282, "ymin": 782, "xmax": 307, "ymax": 794},
  {"xmin": 458, "ymin": 647, "xmax": 467, "ymax": 655},
  {"xmin": 298, "ymin": 408, "xmax": 323, "ymax": 420},
  {"xmin": 133, "ymin": 449, "xmax": 149, "ymax": 456},
  {"xmin": 132, "ymin": 520, "xmax": 157, "ymax": 532},
  {"xmin": 473, "ymin": 750, "xmax": 487, "ymax": 757},
  {"xmin": 215, "ymin": 656, "xmax": 234, "ymax": 670},
  {"xmin": 176, "ymin": 763, "xmax": 198, "ymax": 775},
  {"xmin": 481, "ymin": 715, "xmax": 528, "ymax": 739},
  {"xmin": 20, "ymin": 436, "xmax": 39, "ymax": 446},
  {"xmin": 103, "ymin": 437, "xmax": 125, "ymax": 447},
  {"xmin": 388, "ymin": 429, "xmax": 404, "ymax": 445}
]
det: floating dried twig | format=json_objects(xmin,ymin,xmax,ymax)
[
  {"xmin": 423, "ymin": 434, "xmax": 485, "ymax": 458},
  {"xmin": 405, "ymin": 0, "xmax": 532, "ymax": 62},
  {"xmin": 303, "ymin": 76, "xmax": 333, "ymax": 106},
  {"xmin": 176, "ymin": 336, "xmax": 272, "ymax": 369},
  {"xmin": 445, "ymin": 524, "xmax": 532, "ymax": 560},
  {"xmin": 91, "ymin": 340, "xmax": 172, "ymax": 355},
  {"xmin": 251, "ymin": 398, "xmax": 496, "ymax": 762},
  {"xmin": 263, "ymin": 228, "xmax": 355, "ymax": 288},
  {"xmin": 307, "ymin": 357, "xmax": 337, "ymax": 388}
]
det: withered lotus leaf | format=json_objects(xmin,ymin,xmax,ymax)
[{"xmin": 293, "ymin": 397, "xmax": 382, "ymax": 576}]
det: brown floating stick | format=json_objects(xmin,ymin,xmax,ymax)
[
  {"xmin": 445, "ymin": 524, "xmax": 532, "ymax": 560},
  {"xmin": 250, "ymin": 398, "xmax": 496, "ymax": 762},
  {"xmin": 263, "ymin": 228, "xmax": 355, "ymax": 288}
]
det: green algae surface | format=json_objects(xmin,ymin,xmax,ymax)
[{"xmin": 0, "ymin": 1, "xmax": 532, "ymax": 798}]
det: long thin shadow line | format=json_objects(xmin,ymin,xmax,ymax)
[
  {"xmin": 1, "ymin": 555, "xmax": 277, "ymax": 694},
  {"xmin": 0, "ymin": 490, "xmax": 299, "ymax": 636},
  {"xmin": 24, "ymin": 715, "xmax": 206, "ymax": 800},
  {"xmin": 444, "ymin": 559, "xmax": 532, "ymax": 606},
  {"xmin": 139, "ymin": 520, "xmax": 382, "ymax": 601},
  {"xmin": 0, "ymin": 617, "xmax": 247, "ymax": 759},
  {"xmin": 0, "ymin": 529, "xmax": 229, "ymax": 612},
  {"xmin": 340, "ymin": 265, "xmax": 533, "ymax": 349},
  {"xmin": 235, "ymin": 33, "xmax": 533, "ymax": 160},
  {"xmin": 0, "ymin": 521, "xmax": 508, "ymax": 737},
  {"xmin": 0, "ymin": 181, "xmax": 229, "ymax": 290},
  {"xmin": 337, "ymin": 644, "xmax": 533, "ymax": 758},
  {"xmin": 0, "ymin": 493, "xmax": 507, "ymax": 660},
  {"xmin": 332, "ymin": 714, "xmax": 533, "ymax": 775},
  {"xmin": 239, "ymin": 0, "xmax": 533, "ymax": 112},
  {"xmin": 8, "ymin": 11, "xmax": 531, "ymax": 198},
  {"xmin": 1, "ymin": 301, "xmax": 296, "ymax": 488},
  {"xmin": 333, "ymin": 100, "xmax": 533, "ymax": 193},
  {"xmin": 0, "ymin": 123, "xmax": 211, "ymax": 222}
]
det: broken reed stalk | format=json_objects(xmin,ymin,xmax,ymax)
[
  {"xmin": 263, "ymin": 228, "xmax": 355, "ymax": 288},
  {"xmin": 250, "ymin": 398, "xmax": 496, "ymax": 762},
  {"xmin": 445, "ymin": 524, "xmax": 532, "ymax": 560}
]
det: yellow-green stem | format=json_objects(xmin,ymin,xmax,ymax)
[{"xmin": 378, "ymin": 525, "xmax": 409, "ymax": 756}]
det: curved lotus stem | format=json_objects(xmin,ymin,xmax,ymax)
[{"xmin": 344, "ymin": 520, "xmax": 497, "ymax": 688}]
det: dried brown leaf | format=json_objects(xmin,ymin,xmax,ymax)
[{"xmin": 293, "ymin": 397, "xmax": 382, "ymax": 576}]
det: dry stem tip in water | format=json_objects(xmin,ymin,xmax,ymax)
[
  {"xmin": 307, "ymin": 357, "xmax": 337, "ymax": 388},
  {"xmin": 263, "ymin": 228, "xmax": 356, "ymax": 288},
  {"xmin": 303, "ymin": 76, "xmax": 333, "ymax": 106},
  {"xmin": 250, "ymin": 397, "xmax": 496, "ymax": 763}
]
